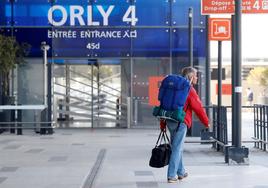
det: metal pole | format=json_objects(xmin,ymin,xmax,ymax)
[
  {"xmin": 10, "ymin": 0, "xmax": 14, "ymax": 30},
  {"xmin": 235, "ymin": 0, "xmax": 242, "ymax": 148},
  {"xmin": 169, "ymin": 1, "xmax": 173, "ymax": 74},
  {"xmin": 218, "ymin": 41, "xmax": 222, "ymax": 110},
  {"xmin": 188, "ymin": 7, "xmax": 193, "ymax": 67},
  {"xmin": 41, "ymin": 42, "xmax": 49, "ymax": 106},
  {"xmin": 10, "ymin": 0, "xmax": 14, "ymax": 98},
  {"xmin": 217, "ymin": 41, "xmax": 222, "ymax": 151},
  {"xmin": 41, "ymin": 42, "xmax": 50, "ymax": 134},
  {"xmin": 127, "ymin": 97, "xmax": 131, "ymax": 128},
  {"xmin": 91, "ymin": 60, "xmax": 94, "ymax": 128},
  {"xmin": 96, "ymin": 62, "xmax": 100, "ymax": 127},
  {"xmin": 205, "ymin": 15, "xmax": 211, "ymax": 117},
  {"xmin": 130, "ymin": 58, "xmax": 133, "ymax": 128},
  {"xmin": 231, "ymin": 15, "xmax": 236, "ymax": 146},
  {"xmin": 65, "ymin": 64, "xmax": 70, "ymax": 120},
  {"xmin": 47, "ymin": 60, "xmax": 52, "ymax": 134}
]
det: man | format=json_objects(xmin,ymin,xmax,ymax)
[
  {"xmin": 246, "ymin": 87, "xmax": 253, "ymax": 106},
  {"xmin": 163, "ymin": 67, "xmax": 210, "ymax": 183}
]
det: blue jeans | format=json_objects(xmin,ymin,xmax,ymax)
[{"xmin": 167, "ymin": 120, "xmax": 187, "ymax": 178}]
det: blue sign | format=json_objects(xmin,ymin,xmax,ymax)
[
  {"xmin": 51, "ymin": 28, "xmax": 132, "ymax": 57},
  {"xmin": 0, "ymin": 0, "xmax": 207, "ymax": 58}
]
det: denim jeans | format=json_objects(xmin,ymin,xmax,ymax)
[{"xmin": 167, "ymin": 120, "xmax": 187, "ymax": 178}]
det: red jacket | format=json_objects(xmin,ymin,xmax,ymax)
[{"xmin": 183, "ymin": 87, "xmax": 209, "ymax": 128}]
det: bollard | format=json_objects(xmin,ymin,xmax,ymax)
[
  {"xmin": 10, "ymin": 109, "xmax": 15, "ymax": 134},
  {"xmin": 16, "ymin": 109, "xmax": 22, "ymax": 135},
  {"xmin": 116, "ymin": 97, "xmax": 120, "ymax": 127},
  {"xmin": 127, "ymin": 97, "xmax": 131, "ymax": 129},
  {"xmin": 58, "ymin": 99, "xmax": 65, "ymax": 121},
  {"xmin": 40, "ymin": 108, "xmax": 47, "ymax": 135}
]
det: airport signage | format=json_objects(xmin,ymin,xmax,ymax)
[
  {"xmin": 201, "ymin": 0, "xmax": 268, "ymax": 14},
  {"xmin": 48, "ymin": 5, "xmax": 138, "ymax": 26},
  {"xmin": 208, "ymin": 18, "xmax": 231, "ymax": 41},
  {"xmin": 46, "ymin": 5, "xmax": 139, "ymax": 55},
  {"xmin": 1, "ymin": 1, "xmax": 207, "ymax": 58}
]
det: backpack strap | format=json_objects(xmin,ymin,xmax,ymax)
[
  {"xmin": 176, "ymin": 102, "xmax": 190, "ymax": 132},
  {"xmin": 171, "ymin": 87, "xmax": 177, "ymax": 110},
  {"xmin": 159, "ymin": 86, "xmax": 167, "ymax": 109}
]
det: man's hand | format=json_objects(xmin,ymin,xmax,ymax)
[
  {"xmin": 205, "ymin": 124, "xmax": 211, "ymax": 131},
  {"xmin": 160, "ymin": 119, "xmax": 167, "ymax": 131}
]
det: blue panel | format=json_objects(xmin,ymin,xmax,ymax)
[
  {"xmin": 50, "ymin": 59, "xmax": 121, "ymax": 65},
  {"xmin": 4, "ymin": 0, "xmax": 206, "ymax": 58},
  {"xmin": 134, "ymin": 0, "xmax": 170, "ymax": 26},
  {"xmin": 53, "ymin": 0, "xmax": 89, "ymax": 26},
  {"xmin": 172, "ymin": 0, "xmax": 206, "ymax": 27},
  {"xmin": 132, "ymin": 28, "xmax": 170, "ymax": 57},
  {"xmin": 51, "ymin": 28, "xmax": 130, "ymax": 57},
  {"xmin": 54, "ymin": 0, "xmax": 88, "ymax": 5},
  {"xmin": 50, "ymin": 0, "xmax": 130, "ymax": 27},
  {"xmin": 48, "ymin": 59, "xmax": 65, "ymax": 64},
  {"xmin": 98, "ymin": 59, "xmax": 121, "ymax": 65},
  {"xmin": 172, "ymin": 28, "xmax": 206, "ymax": 57},
  {"xmin": 51, "ymin": 28, "xmax": 88, "ymax": 57},
  {"xmin": 93, "ymin": 0, "xmax": 130, "ymax": 26},
  {"xmin": 90, "ymin": 28, "xmax": 131, "ymax": 57},
  {"xmin": 14, "ymin": 28, "xmax": 52, "ymax": 57},
  {"xmin": 0, "ymin": 28, "xmax": 12, "ymax": 36},
  {"xmin": 13, "ymin": 0, "xmax": 51, "ymax": 26},
  {"xmin": 0, "ymin": 1, "xmax": 11, "ymax": 26}
]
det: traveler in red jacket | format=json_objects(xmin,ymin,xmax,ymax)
[{"xmin": 165, "ymin": 67, "xmax": 210, "ymax": 183}]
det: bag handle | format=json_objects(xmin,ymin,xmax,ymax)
[
  {"xmin": 163, "ymin": 131, "xmax": 170, "ymax": 143},
  {"xmin": 155, "ymin": 130, "xmax": 170, "ymax": 147},
  {"xmin": 155, "ymin": 130, "xmax": 163, "ymax": 147}
]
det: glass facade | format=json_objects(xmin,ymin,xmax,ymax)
[{"xmin": 0, "ymin": 0, "xmax": 208, "ymax": 129}]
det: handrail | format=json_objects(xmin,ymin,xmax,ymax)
[
  {"xmin": 98, "ymin": 88, "xmax": 121, "ymax": 98},
  {"xmin": 57, "ymin": 109, "xmax": 96, "ymax": 118},
  {"xmin": 69, "ymin": 77, "xmax": 94, "ymax": 88},
  {"xmin": 251, "ymin": 137, "xmax": 268, "ymax": 144},
  {"xmin": 209, "ymin": 137, "xmax": 230, "ymax": 147},
  {"xmin": 68, "ymin": 69, "xmax": 96, "ymax": 82},
  {"xmin": 0, "ymin": 121, "xmax": 55, "ymax": 125},
  {"xmin": 69, "ymin": 69, "xmax": 128, "ymax": 98},
  {"xmin": 100, "ymin": 73, "xmax": 120, "ymax": 83},
  {"xmin": 54, "ymin": 92, "xmax": 92, "ymax": 104},
  {"xmin": 54, "ymin": 80, "xmax": 125, "ymax": 100},
  {"xmin": 98, "ymin": 81, "xmax": 128, "ymax": 98},
  {"xmin": 57, "ymin": 100, "xmax": 92, "ymax": 111},
  {"xmin": 203, "ymin": 105, "xmax": 256, "ymax": 109},
  {"xmin": 54, "ymin": 82, "xmax": 93, "ymax": 97},
  {"xmin": 0, "ymin": 105, "xmax": 47, "ymax": 110}
]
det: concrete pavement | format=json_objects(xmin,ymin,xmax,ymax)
[{"xmin": 0, "ymin": 124, "xmax": 268, "ymax": 188}]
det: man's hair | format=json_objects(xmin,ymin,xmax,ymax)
[{"xmin": 181, "ymin": 67, "xmax": 197, "ymax": 80}]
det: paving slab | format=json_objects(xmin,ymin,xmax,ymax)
[{"xmin": 0, "ymin": 126, "xmax": 267, "ymax": 188}]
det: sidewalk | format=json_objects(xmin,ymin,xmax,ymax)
[{"xmin": 0, "ymin": 128, "xmax": 268, "ymax": 188}]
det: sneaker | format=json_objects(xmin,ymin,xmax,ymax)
[
  {"xmin": 178, "ymin": 172, "xmax": 188, "ymax": 180},
  {"xmin": 167, "ymin": 177, "xmax": 177, "ymax": 183}
]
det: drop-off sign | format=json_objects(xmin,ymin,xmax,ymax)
[{"xmin": 201, "ymin": 0, "xmax": 268, "ymax": 14}]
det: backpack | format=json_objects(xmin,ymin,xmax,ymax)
[{"xmin": 152, "ymin": 75, "xmax": 191, "ymax": 122}]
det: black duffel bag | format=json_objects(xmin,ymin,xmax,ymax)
[{"xmin": 149, "ymin": 130, "xmax": 171, "ymax": 168}]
